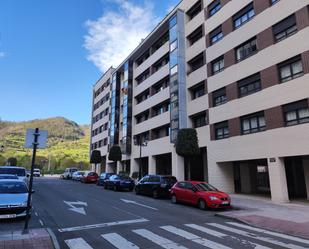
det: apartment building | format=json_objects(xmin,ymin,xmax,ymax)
[{"xmin": 90, "ymin": 0, "xmax": 309, "ymax": 202}]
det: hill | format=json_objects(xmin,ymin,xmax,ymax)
[{"xmin": 0, "ymin": 117, "xmax": 91, "ymax": 172}]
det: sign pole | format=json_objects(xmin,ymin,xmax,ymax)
[{"xmin": 23, "ymin": 127, "xmax": 40, "ymax": 232}]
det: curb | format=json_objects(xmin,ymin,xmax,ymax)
[{"xmin": 215, "ymin": 212, "xmax": 309, "ymax": 241}]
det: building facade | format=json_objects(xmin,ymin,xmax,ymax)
[{"xmin": 90, "ymin": 0, "xmax": 309, "ymax": 202}]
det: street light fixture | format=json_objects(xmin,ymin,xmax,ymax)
[
  {"xmin": 0, "ymin": 145, "xmax": 4, "ymax": 153},
  {"xmin": 134, "ymin": 137, "xmax": 148, "ymax": 180}
]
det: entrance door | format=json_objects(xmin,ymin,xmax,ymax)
[{"xmin": 285, "ymin": 157, "xmax": 307, "ymax": 199}]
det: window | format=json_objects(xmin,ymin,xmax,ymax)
[
  {"xmin": 238, "ymin": 73, "xmax": 261, "ymax": 97},
  {"xmin": 233, "ymin": 3, "xmax": 255, "ymax": 29},
  {"xmin": 211, "ymin": 56, "xmax": 224, "ymax": 75},
  {"xmin": 278, "ymin": 55, "xmax": 303, "ymax": 83},
  {"xmin": 191, "ymin": 83, "xmax": 205, "ymax": 99},
  {"xmin": 215, "ymin": 121, "xmax": 229, "ymax": 139},
  {"xmin": 236, "ymin": 38, "xmax": 257, "ymax": 62},
  {"xmin": 213, "ymin": 87, "xmax": 227, "ymax": 106},
  {"xmin": 208, "ymin": 0, "xmax": 221, "ymax": 17},
  {"xmin": 241, "ymin": 112, "xmax": 266, "ymax": 135},
  {"xmin": 273, "ymin": 15, "xmax": 297, "ymax": 42},
  {"xmin": 191, "ymin": 112, "xmax": 207, "ymax": 128},
  {"xmin": 209, "ymin": 26, "xmax": 223, "ymax": 45},
  {"xmin": 283, "ymin": 100, "xmax": 309, "ymax": 126},
  {"xmin": 188, "ymin": 52, "xmax": 204, "ymax": 73},
  {"xmin": 271, "ymin": 0, "xmax": 280, "ymax": 5},
  {"xmin": 187, "ymin": 0, "xmax": 202, "ymax": 20},
  {"xmin": 187, "ymin": 26, "xmax": 203, "ymax": 46}
]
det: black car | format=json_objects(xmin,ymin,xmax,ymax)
[
  {"xmin": 104, "ymin": 175, "xmax": 135, "ymax": 191},
  {"xmin": 135, "ymin": 175, "xmax": 177, "ymax": 198},
  {"xmin": 97, "ymin": 173, "xmax": 115, "ymax": 186}
]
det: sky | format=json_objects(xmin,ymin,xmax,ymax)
[{"xmin": 0, "ymin": 0, "xmax": 179, "ymax": 124}]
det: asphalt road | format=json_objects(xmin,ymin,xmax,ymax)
[{"xmin": 6, "ymin": 177, "xmax": 309, "ymax": 249}]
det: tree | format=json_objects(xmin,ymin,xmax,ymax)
[
  {"xmin": 90, "ymin": 150, "xmax": 101, "ymax": 164},
  {"xmin": 175, "ymin": 129, "xmax": 200, "ymax": 179},
  {"xmin": 108, "ymin": 145, "xmax": 122, "ymax": 168},
  {"xmin": 7, "ymin": 157, "xmax": 17, "ymax": 166}
]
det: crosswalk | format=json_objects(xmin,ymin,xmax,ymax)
[{"xmin": 64, "ymin": 222, "xmax": 309, "ymax": 249}]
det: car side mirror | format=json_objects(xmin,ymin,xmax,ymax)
[
  {"xmin": 27, "ymin": 174, "xmax": 30, "ymax": 177},
  {"xmin": 31, "ymin": 190, "xmax": 35, "ymax": 194}
]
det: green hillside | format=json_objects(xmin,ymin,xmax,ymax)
[{"xmin": 0, "ymin": 117, "xmax": 90, "ymax": 172}]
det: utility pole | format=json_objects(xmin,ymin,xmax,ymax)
[{"xmin": 24, "ymin": 128, "xmax": 39, "ymax": 232}]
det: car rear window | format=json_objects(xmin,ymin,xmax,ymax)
[
  {"xmin": 162, "ymin": 177, "xmax": 177, "ymax": 184},
  {"xmin": 0, "ymin": 168, "xmax": 26, "ymax": 177},
  {"xmin": 0, "ymin": 181, "xmax": 28, "ymax": 194}
]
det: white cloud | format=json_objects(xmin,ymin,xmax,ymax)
[
  {"xmin": 84, "ymin": 0, "xmax": 160, "ymax": 72},
  {"xmin": 0, "ymin": 52, "xmax": 5, "ymax": 58}
]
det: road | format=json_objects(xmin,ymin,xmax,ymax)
[{"xmin": 9, "ymin": 177, "xmax": 309, "ymax": 249}]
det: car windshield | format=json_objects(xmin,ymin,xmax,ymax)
[
  {"xmin": 162, "ymin": 177, "xmax": 177, "ymax": 184},
  {"xmin": 0, "ymin": 168, "xmax": 26, "ymax": 177},
  {"xmin": 0, "ymin": 181, "xmax": 28, "ymax": 194},
  {"xmin": 195, "ymin": 183, "xmax": 218, "ymax": 192}
]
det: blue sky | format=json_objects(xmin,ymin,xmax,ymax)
[{"xmin": 0, "ymin": 0, "xmax": 179, "ymax": 124}]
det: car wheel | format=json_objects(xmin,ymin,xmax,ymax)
[
  {"xmin": 152, "ymin": 189, "xmax": 159, "ymax": 199},
  {"xmin": 198, "ymin": 199, "xmax": 207, "ymax": 210},
  {"xmin": 129, "ymin": 187, "xmax": 134, "ymax": 192},
  {"xmin": 171, "ymin": 194, "xmax": 177, "ymax": 204},
  {"xmin": 104, "ymin": 184, "xmax": 107, "ymax": 189}
]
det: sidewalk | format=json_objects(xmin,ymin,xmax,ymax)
[
  {"xmin": 216, "ymin": 194, "xmax": 309, "ymax": 239},
  {"xmin": 0, "ymin": 229, "xmax": 55, "ymax": 249}
]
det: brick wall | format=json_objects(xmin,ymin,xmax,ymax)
[
  {"xmin": 261, "ymin": 65, "xmax": 279, "ymax": 89},
  {"xmin": 265, "ymin": 106, "xmax": 284, "ymax": 130}
]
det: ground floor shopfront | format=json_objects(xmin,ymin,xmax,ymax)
[{"xmin": 93, "ymin": 149, "xmax": 309, "ymax": 203}]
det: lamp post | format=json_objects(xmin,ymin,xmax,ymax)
[{"xmin": 134, "ymin": 137, "xmax": 148, "ymax": 180}]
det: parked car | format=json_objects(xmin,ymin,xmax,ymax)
[
  {"xmin": 170, "ymin": 181, "xmax": 231, "ymax": 210},
  {"xmin": 63, "ymin": 168, "xmax": 78, "ymax": 179},
  {"xmin": 0, "ymin": 174, "xmax": 18, "ymax": 180},
  {"xmin": 72, "ymin": 171, "xmax": 85, "ymax": 181},
  {"xmin": 0, "ymin": 166, "xmax": 28, "ymax": 185},
  {"xmin": 33, "ymin": 168, "xmax": 41, "ymax": 177},
  {"xmin": 135, "ymin": 175, "xmax": 177, "ymax": 198},
  {"xmin": 104, "ymin": 174, "xmax": 135, "ymax": 191},
  {"xmin": 0, "ymin": 179, "xmax": 34, "ymax": 219},
  {"xmin": 81, "ymin": 171, "xmax": 98, "ymax": 183},
  {"xmin": 97, "ymin": 172, "xmax": 115, "ymax": 186}
]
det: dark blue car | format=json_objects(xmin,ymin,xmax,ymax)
[
  {"xmin": 104, "ymin": 175, "xmax": 135, "ymax": 191},
  {"xmin": 97, "ymin": 173, "xmax": 115, "ymax": 186}
]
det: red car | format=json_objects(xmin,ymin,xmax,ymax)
[
  {"xmin": 170, "ymin": 181, "xmax": 231, "ymax": 210},
  {"xmin": 81, "ymin": 171, "xmax": 98, "ymax": 183}
]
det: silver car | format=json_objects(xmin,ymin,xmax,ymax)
[
  {"xmin": 0, "ymin": 179, "xmax": 32, "ymax": 219},
  {"xmin": 0, "ymin": 166, "xmax": 28, "ymax": 185},
  {"xmin": 72, "ymin": 171, "xmax": 85, "ymax": 181}
]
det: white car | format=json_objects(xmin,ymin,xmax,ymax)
[
  {"xmin": 0, "ymin": 166, "xmax": 28, "ymax": 185},
  {"xmin": 63, "ymin": 168, "xmax": 78, "ymax": 179},
  {"xmin": 33, "ymin": 169, "xmax": 41, "ymax": 177},
  {"xmin": 72, "ymin": 171, "xmax": 85, "ymax": 181},
  {"xmin": 0, "ymin": 179, "xmax": 33, "ymax": 219}
]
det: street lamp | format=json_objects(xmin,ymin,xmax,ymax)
[
  {"xmin": 134, "ymin": 137, "xmax": 148, "ymax": 180},
  {"xmin": 0, "ymin": 145, "xmax": 4, "ymax": 153}
]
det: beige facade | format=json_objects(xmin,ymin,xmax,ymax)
[{"xmin": 91, "ymin": 0, "xmax": 309, "ymax": 202}]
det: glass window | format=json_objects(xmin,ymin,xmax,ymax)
[
  {"xmin": 212, "ymin": 57, "xmax": 224, "ymax": 75},
  {"xmin": 169, "ymin": 25, "xmax": 177, "ymax": 42},
  {"xmin": 236, "ymin": 38, "xmax": 257, "ymax": 61},
  {"xmin": 233, "ymin": 4, "xmax": 255, "ymax": 29},
  {"xmin": 170, "ymin": 49, "xmax": 178, "ymax": 68},
  {"xmin": 208, "ymin": 0, "xmax": 221, "ymax": 17},
  {"xmin": 215, "ymin": 121, "xmax": 229, "ymax": 139},
  {"xmin": 169, "ymin": 15, "xmax": 177, "ymax": 28},
  {"xmin": 170, "ymin": 40, "xmax": 177, "ymax": 51},
  {"xmin": 241, "ymin": 112, "xmax": 266, "ymax": 134},
  {"xmin": 170, "ymin": 65, "xmax": 178, "ymax": 75},
  {"xmin": 279, "ymin": 58, "xmax": 303, "ymax": 83}
]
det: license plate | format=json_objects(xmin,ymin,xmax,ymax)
[
  {"xmin": 0, "ymin": 214, "xmax": 17, "ymax": 219},
  {"xmin": 125, "ymin": 181, "xmax": 131, "ymax": 184},
  {"xmin": 222, "ymin": 201, "xmax": 229, "ymax": 205}
]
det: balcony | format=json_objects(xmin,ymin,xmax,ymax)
[
  {"xmin": 134, "ymin": 111, "xmax": 170, "ymax": 135},
  {"xmin": 186, "ymin": 37, "xmax": 206, "ymax": 63},
  {"xmin": 185, "ymin": 10, "xmax": 205, "ymax": 37},
  {"xmin": 186, "ymin": 64, "xmax": 207, "ymax": 89}
]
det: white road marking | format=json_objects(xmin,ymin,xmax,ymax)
[
  {"xmin": 58, "ymin": 218, "xmax": 149, "ymax": 233},
  {"xmin": 208, "ymin": 223, "xmax": 307, "ymax": 249},
  {"xmin": 120, "ymin": 199, "xmax": 158, "ymax": 210},
  {"xmin": 64, "ymin": 201, "xmax": 88, "ymax": 215},
  {"xmin": 47, "ymin": 228, "xmax": 61, "ymax": 249},
  {"xmin": 65, "ymin": 238, "xmax": 93, "ymax": 249},
  {"xmin": 161, "ymin": 225, "xmax": 232, "ymax": 249},
  {"xmin": 102, "ymin": 233, "xmax": 139, "ymax": 249},
  {"xmin": 133, "ymin": 229, "xmax": 187, "ymax": 249},
  {"xmin": 227, "ymin": 222, "xmax": 309, "ymax": 245},
  {"xmin": 185, "ymin": 224, "xmax": 270, "ymax": 249},
  {"xmin": 35, "ymin": 212, "xmax": 38, "ymax": 217},
  {"xmin": 39, "ymin": 219, "xmax": 44, "ymax": 226}
]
